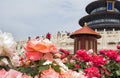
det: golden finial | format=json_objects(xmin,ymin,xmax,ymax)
[{"xmin": 84, "ymin": 22, "xmax": 87, "ymax": 26}]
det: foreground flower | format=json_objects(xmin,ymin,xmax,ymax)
[
  {"xmin": 59, "ymin": 48, "xmax": 70, "ymax": 55},
  {"xmin": 0, "ymin": 32, "xmax": 17, "ymax": 57},
  {"xmin": 117, "ymin": 44, "xmax": 120, "ymax": 49},
  {"xmin": 0, "ymin": 69, "xmax": 7, "ymax": 78},
  {"xmin": 92, "ymin": 55, "xmax": 106, "ymax": 67},
  {"xmin": 59, "ymin": 70, "xmax": 75, "ymax": 78},
  {"xmin": 74, "ymin": 64, "xmax": 80, "ymax": 69},
  {"xmin": 55, "ymin": 59, "xmax": 68, "ymax": 71},
  {"xmin": 105, "ymin": 50, "xmax": 118, "ymax": 60},
  {"xmin": 24, "ymin": 39, "xmax": 57, "ymax": 53},
  {"xmin": 24, "ymin": 39, "xmax": 57, "ymax": 61},
  {"xmin": 99, "ymin": 49, "xmax": 107, "ymax": 55},
  {"xmin": 115, "ymin": 55, "xmax": 120, "ymax": 62},
  {"xmin": 84, "ymin": 67, "xmax": 101, "ymax": 78},
  {"xmin": 60, "ymin": 70, "xmax": 87, "ymax": 78},
  {"xmin": 22, "ymin": 75, "xmax": 32, "ymax": 78},
  {"xmin": 25, "ymin": 51, "xmax": 43, "ymax": 61},
  {"xmin": 0, "ymin": 31, "xmax": 18, "ymax": 66},
  {"xmin": 4, "ymin": 69, "xmax": 22, "ymax": 78},
  {"xmin": 40, "ymin": 67, "xmax": 59, "ymax": 78},
  {"xmin": 76, "ymin": 50, "xmax": 92, "ymax": 62},
  {"xmin": 0, "ymin": 69, "xmax": 32, "ymax": 78}
]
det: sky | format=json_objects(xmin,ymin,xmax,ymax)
[{"xmin": 0, "ymin": 0, "xmax": 95, "ymax": 41}]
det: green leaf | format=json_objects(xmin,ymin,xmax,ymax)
[
  {"xmin": 38, "ymin": 65, "xmax": 49, "ymax": 72},
  {"xmin": 116, "ymin": 70, "xmax": 120, "ymax": 76},
  {"xmin": 66, "ymin": 63, "xmax": 74, "ymax": 69},
  {"xmin": 15, "ymin": 66, "xmax": 39, "ymax": 77},
  {"xmin": 51, "ymin": 64, "xmax": 61, "ymax": 73}
]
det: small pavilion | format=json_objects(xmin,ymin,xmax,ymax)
[{"xmin": 70, "ymin": 23, "xmax": 101, "ymax": 53}]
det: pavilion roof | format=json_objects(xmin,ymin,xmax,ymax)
[{"xmin": 70, "ymin": 24, "xmax": 101, "ymax": 39}]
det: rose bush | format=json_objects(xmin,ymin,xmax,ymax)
[
  {"xmin": 0, "ymin": 31, "xmax": 120, "ymax": 78},
  {"xmin": 14, "ymin": 38, "xmax": 86, "ymax": 78},
  {"xmin": 59, "ymin": 48, "xmax": 120, "ymax": 78}
]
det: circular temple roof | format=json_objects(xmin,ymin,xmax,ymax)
[
  {"xmin": 79, "ymin": 12, "xmax": 120, "ymax": 26},
  {"xmin": 86, "ymin": 0, "xmax": 120, "ymax": 14}
]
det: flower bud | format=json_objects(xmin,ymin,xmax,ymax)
[{"xmin": 117, "ymin": 44, "xmax": 120, "ymax": 49}]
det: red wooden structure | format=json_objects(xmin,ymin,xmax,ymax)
[{"xmin": 70, "ymin": 23, "xmax": 101, "ymax": 53}]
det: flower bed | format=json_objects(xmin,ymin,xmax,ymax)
[{"xmin": 0, "ymin": 32, "xmax": 120, "ymax": 78}]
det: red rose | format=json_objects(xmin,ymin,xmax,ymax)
[
  {"xmin": 92, "ymin": 55, "xmax": 107, "ymax": 67},
  {"xmin": 74, "ymin": 64, "xmax": 80, "ymax": 68},
  {"xmin": 117, "ymin": 44, "xmax": 120, "ymax": 49},
  {"xmin": 84, "ymin": 66, "xmax": 101, "ymax": 78},
  {"xmin": 59, "ymin": 48, "xmax": 70, "ymax": 55},
  {"xmin": 115, "ymin": 55, "xmax": 120, "ymax": 62},
  {"xmin": 76, "ymin": 50, "xmax": 92, "ymax": 62},
  {"xmin": 99, "ymin": 49, "xmax": 107, "ymax": 55},
  {"xmin": 105, "ymin": 50, "xmax": 118, "ymax": 60}
]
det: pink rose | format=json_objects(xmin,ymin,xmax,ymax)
[
  {"xmin": 41, "ymin": 67, "xmax": 59, "ymax": 78},
  {"xmin": 4, "ymin": 69, "xmax": 22, "ymax": 78},
  {"xmin": 24, "ymin": 39, "xmax": 57, "ymax": 61},
  {"xmin": 22, "ymin": 75, "xmax": 32, "ymax": 78},
  {"xmin": 115, "ymin": 55, "xmax": 120, "ymax": 62},
  {"xmin": 0, "ymin": 69, "xmax": 7, "ymax": 78},
  {"xmin": 25, "ymin": 51, "xmax": 43, "ymax": 61},
  {"xmin": 24, "ymin": 39, "xmax": 57, "ymax": 53}
]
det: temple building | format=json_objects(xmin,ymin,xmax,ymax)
[
  {"xmin": 79, "ymin": 0, "xmax": 120, "ymax": 50},
  {"xmin": 79, "ymin": 0, "xmax": 120, "ymax": 30}
]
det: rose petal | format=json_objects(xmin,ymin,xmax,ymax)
[{"xmin": 25, "ymin": 51, "xmax": 43, "ymax": 61}]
